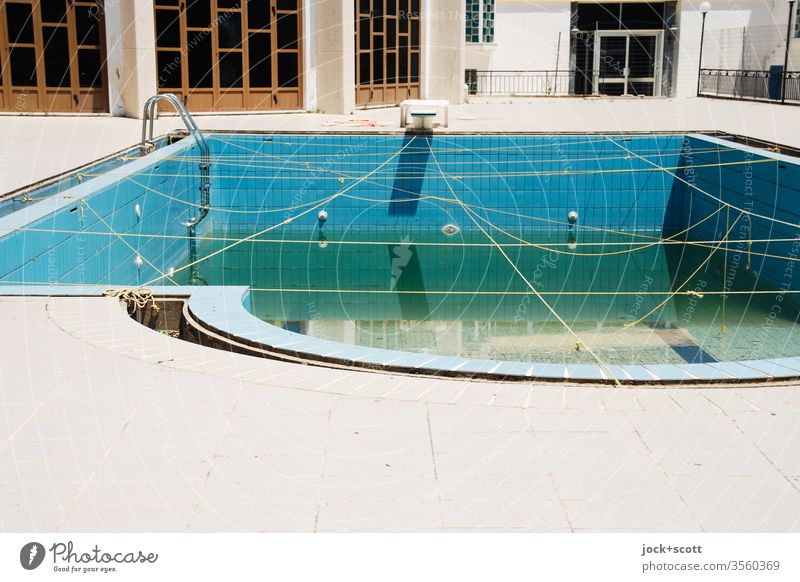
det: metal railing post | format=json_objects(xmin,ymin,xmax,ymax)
[
  {"xmin": 697, "ymin": 11, "xmax": 708, "ymax": 96},
  {"xmin": 782, "ymin": 0, "xmax": 796, "ymax": 103}
]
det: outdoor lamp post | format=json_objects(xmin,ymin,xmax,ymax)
[{"xmin": 697, "ymin": 2, "xmax": 711, "ymax": 96}]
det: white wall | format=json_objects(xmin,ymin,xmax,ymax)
[
  {"xmin": 425, "ymin": 0, "xmax": 466, "ymax": 102},
  {"xmin": 465, "ymin": 1, "xmax": 571, "ymax": 72}
]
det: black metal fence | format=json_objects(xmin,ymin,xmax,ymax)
[
  {"xmin": 699, "ymin": 68, "xmax": 800, "ymax": 104},
  {"xmin": 465, "ymin": 70, "xmax": 571, "ymax": 96},
  {"xmin": 697, "ymin": 6, "xmax": 798, "ymax": 105}
]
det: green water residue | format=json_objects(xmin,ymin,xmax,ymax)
[{"xmin": 178, "ymin": 228, "xmax": 800, "ymax": 366}]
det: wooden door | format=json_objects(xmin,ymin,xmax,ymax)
[
  {"xmin": 0, "ymin": 0, "xmax": 108, "ymax": 112},
  {"xmin": 154, "ymin": 0, "xmax": 303, "ymax": 112},
  {"xmin": 355, "ymin": 0, "xmax": 420, "ymax": 107}
]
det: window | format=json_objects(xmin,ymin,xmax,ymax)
[{"xmin": 466, "ymin": 0, "xmax": 495, "ymax": 44}]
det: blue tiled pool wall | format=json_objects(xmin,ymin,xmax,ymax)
[
  {"xmin": 0, "ymin": 137, "xmax": 172, "ymax": 221},
  {"xmin": 199, "ymin": 230, "xmax": 677, "ymax": 323},
  {"xmin": 0, "ymin": 139, "xmax": 204, "ymax": 286},
  {"xmin": 2, "ymin": 131, "xmax": 799, "ymax": 296},
  {"xmin": 200, "ymin": 132, "xmax": 696, "ymax": 323},
  {"xmin": 671, "ymin": 135, "xmax": 800, "ymax": 293},
  {"xmin": 207, "ymin": 133, "xmax": 687, "ymax": 235}
]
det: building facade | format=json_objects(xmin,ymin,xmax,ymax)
[
  {"xmin": 0, "ymin": 0, "xmax": 465, "ymax": 117},
  {"xmin": 1, "ymin": 1, "xmax": 796, "ymax": 117},
  {"xmin": 465, "ymin": 0, "xmax": 799, "ymax": 98}
]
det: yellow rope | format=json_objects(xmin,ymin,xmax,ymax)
[
  {"xmin": 139, "ymin": 134, "xmax": 421, "ymax": 287},
  {"xmin": 5, "ymin": 223, "xmax": 786, "ymax": 248},
  {"xmin": 464, "ymin": 204, "xmax": 726, "ymax": 258},
  {"xmin": 141, "ymin": 194, "xmax": 339, "ymax": 287},
  {"xmin": 103, "ymin": 287, "xmax": 160, "ymax": 314},
  {"xmin": 122, "ymin": 173, "xmax": 457, "ymax": 214},
  {"xmin": 204, "ymin": 135, "xmax": 735, "ymax": 156},
  {"xmin": 121, "ymin": 175, "xmax": 340, "ymax": 214},
  {"xmin": 425, "ymin": 137, "xmax": 622, "ymax": 385},
  {"xmin": 88, "ymin": 157, "xmax": 778, "ymax": 180},
  {"xmin": 605, "ymin": 136, "xmax": 800, "ymax": 231},
  {"xmin": 95, "ymin": 135, "xmax": 799, "ymax": 245},
  {"xmin": 7, "ymin": 224, "xmax": 800, "ymax": 264},
  {"xmin": 6, "ymin": 278, "xmax": 800, "ymax": 296},
  {"xmin": 245, "ymin": 288, "xmax": 800, "ymax": 296},
  {"xmin": 623, "ymin": 211, "xmax": 743, "ymax": 330},
  {"xmin": 95, "ymin": 166, "xmax": 720, "ymax": 245},
  {"xmin": 6, "ymin": 212, "xmax": 800, "ymax": 264},
  {"xmin": 134, "ymin": 144, "xmax": 741, "ymax": 167},
  {"xmin": 80, "ymin": 198, "xmax": 179, "ymax": 286}
]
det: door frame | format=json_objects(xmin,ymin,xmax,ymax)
[{"xmin": 592, "ymin": 29, "xmax": 663, "ymax": 97}]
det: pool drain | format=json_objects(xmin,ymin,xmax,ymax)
[{"xmin": 441, "ymin": 224, "xmax": 459, "ymax": 235}]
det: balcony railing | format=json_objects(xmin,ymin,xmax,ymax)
[
  {"xmin": 698, "ymin": 68, "xmax": 800, "ymax": 104},
  {"xmin": 466, "ymin": 70, "xmax": 571, "ymax": 96}
]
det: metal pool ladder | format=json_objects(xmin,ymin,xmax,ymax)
[{"xmin": 141, "ymin": 93, "xmax": 210, "ymax": 232}]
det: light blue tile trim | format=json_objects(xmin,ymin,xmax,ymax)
[
  {"xmin": 4, "ymin": 282, "xmax": 798, "ymax": 385},
  {"xmin": 707, "ymin": 361, "xmax": 768, "ymax": 380},
  {"xmin": 566, "ymin": 364, "xmax": 606, "ymax": 380},
  {"xmin": 738, "ymin": 359, "xmax": 800, "ymax": 379}
]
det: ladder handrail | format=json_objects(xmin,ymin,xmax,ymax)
[
  {"xmin": 141, "ymin": 93, "xmax": 209, "ymax": 156},
  {"xmin": 141, "ymin": 94, "xmax": 210, "ymax": 231}
]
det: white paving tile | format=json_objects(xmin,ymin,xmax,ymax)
[{"xmin": 0, "ymin": 296, "xmax": 798, "ymax": 532}]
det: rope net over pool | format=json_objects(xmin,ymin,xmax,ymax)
[{"xmin": 2, "ymin": 132, "xmax": 800, "ymax": 383}]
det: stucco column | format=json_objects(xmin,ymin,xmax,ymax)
[
  {"xmin": 313, "ymin": 0, "xmax": 355, "ymax": 114},
  {"xmin": 116, "ymin": 0, "xmax": 158, "ymax": 119},
  {"xmin": 422, "ymin": 0, "xmax": 466, "ymax": 103},
  {"xmin": 424, "ymin": 0, "xmax": 465, "ymax": 103},
  {"xmin": 103, "ymin": 1, "xmax": 124, "ymax": 115}
]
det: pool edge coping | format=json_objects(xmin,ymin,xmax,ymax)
[
  {"xmin": 3, "ymin": 285, "xmax": 800, "ymax": 385},
  {"xmin": 3, "ymin": 129, "xmax": 800, "ymax": 385},
  {"xmin": 191, "ymin": 287, "xmax": 800, "ymax": 385}
]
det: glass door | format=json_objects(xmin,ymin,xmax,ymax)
[
  {"xmin": 593, "ymin": 31, "xmax": 661, "ymax": 97},
  {"xmin": 594, "ymin": 34, "xmax": 627, "ymax": 96},
  {"xmin": 626, "ymin": 34, "xmax": 659, "ymax": 96}
]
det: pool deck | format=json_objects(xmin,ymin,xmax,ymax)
[
  {"xmin": 2, "ymin": 98, "xmax": 800, "ymax": 532},
  {"xmin": 3, "ymin": 97, "xmax": 800, "ymax": 193}
]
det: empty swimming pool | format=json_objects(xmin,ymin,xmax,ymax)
[{"xmin": 2, "ymin": 131, "xmax": 800, "ymax": 383}]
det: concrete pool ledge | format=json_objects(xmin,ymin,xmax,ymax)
[
  {"xmin": 182, "ymin": 286, "xmax": 800, "ymax": 386},
  {"xmin": 3, "ymin": 284, "xmax": 800, "ymax": 386},
  {"xmin": 0, "ymin": 136, "xmax": 196, "ymax": 236}
]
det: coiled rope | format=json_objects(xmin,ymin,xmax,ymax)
[{"xmin": 103, "ymin": 287, "xmax": 160, "ymax": 314}]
